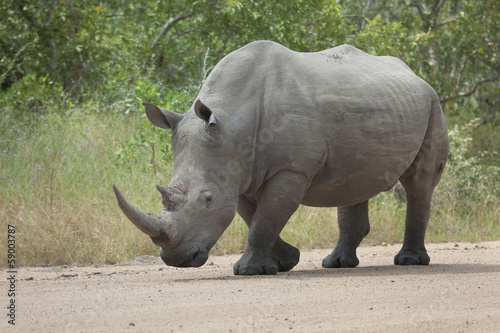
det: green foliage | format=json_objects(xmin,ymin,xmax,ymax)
[
  {"xmin": 3, "ymin": 1, "xmax": 498, "ymax": 125},
  {"xmin": 440, "ymin": 120, "xmax": 500, "ymax": 199},
  {"xmin": 0, "ymin": 73, "xmax": 79, "ymax": 124},
  {"xmin": 114, "ymin": 82, "xmax": 194, "ymax": 177},
  {"xmin": 198, "ymin": 0, "xmax": 346, "ymax": 50},
  {"xmin": 430, "ymin": 119, "xmax": 500, "ymax": 242},
  {"xmin": 348, "ymin": 14, "xmax": 409, "ymax": 56}
]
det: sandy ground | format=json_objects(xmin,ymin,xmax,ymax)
[{"xmin": 2, "ymin": 241, "xmax": 500, "ymax": 333}]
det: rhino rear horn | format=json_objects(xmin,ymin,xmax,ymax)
[
  {"xmin": 113, "ymin": 184, "xmax": 162, "ymax": 237},
  {"xmin": 156, "ymin": 184, "xmax": 187, "ymax": 211}
]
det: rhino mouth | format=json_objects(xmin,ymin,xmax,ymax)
[
  {"xmin": 191, "ymin": 250, "xmax": 209, "ymax": 267},
  {"xmin": 161, "ymin": 247, "xmax": 209, "ymax": 268}
]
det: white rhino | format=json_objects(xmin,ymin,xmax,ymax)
[{"xmin": 113, "ymin": 41, "xmax": 449, "ymax": 275}]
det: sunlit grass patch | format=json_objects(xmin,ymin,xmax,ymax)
[{"xmin": 0, "ymin": 107, "xmax": 165, "ymax": 265}]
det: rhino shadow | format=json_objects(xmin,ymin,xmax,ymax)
[
  {"xmin": 171, "ymin": 263, "xmax": 500, "ymax": 282},
  {"xmin": 282, "ymin": 263, "xmax": 500, "ymax": 280}
]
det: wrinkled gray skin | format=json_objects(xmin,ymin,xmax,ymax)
[{"xmin": 113, "ymin": 41, "xmax": 449, "ymax": 275}]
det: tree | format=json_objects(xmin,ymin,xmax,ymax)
[
  {"xmin": 341, "ymin": 0, "xmax": 499, "ymax": 125},
  {"xmin": 1, "ymin": 0, "xmax": 498, "ymax": 128}
]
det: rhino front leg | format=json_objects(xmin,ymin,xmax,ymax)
[
  {"xmin": 322, "ymin": 200, "xmax": 370, "ymax": 268},
  {"xmin": 237, "ymin": 195, "xmax": 300, "ymax": 273},
  {"xmin": 234, "ymin": 171, "xmax": 307, "ymax": 275}
]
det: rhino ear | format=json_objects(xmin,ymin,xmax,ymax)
[
  {"xmin": 143, "ymin": 102, "xmax": 183, "ymax": 130},
  {"xmin": 194, "ymin": 99, "xmax": 217, "ymax": 130}
]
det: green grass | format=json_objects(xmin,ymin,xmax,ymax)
[{"xmin": 1, "ymin": 104, "xmax": 499, "ymax": 267}]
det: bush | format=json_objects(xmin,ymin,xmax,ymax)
[{"xmin": 438, "ymin": 120, "xmax": 500, "ymax": 200}]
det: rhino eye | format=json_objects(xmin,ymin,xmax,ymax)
[{"xmin": 198, "ymin": 190, "xmax": 214, "ymax": 208}]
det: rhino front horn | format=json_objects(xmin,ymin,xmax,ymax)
[{"xmin": 113, "ymin": 184, "xmax": 163, "ymax": 237}]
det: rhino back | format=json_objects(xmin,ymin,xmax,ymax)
[{"xmin": 198, "ymin": 41, "xmax": 437, "ymax": 205}]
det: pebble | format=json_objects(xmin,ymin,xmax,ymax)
[{"xmin": 59, "ymin": 273, "xmax": 78, "ymax": 278}]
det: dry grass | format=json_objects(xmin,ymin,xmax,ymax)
[
  {"xmin": 0, "ymin": 110, "xmax": 161, "ymax": 266},
  {"xmin": 1, "ymin": 108, "xmax": 499, "ymax": 267}
]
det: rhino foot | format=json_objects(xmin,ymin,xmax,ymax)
[
  {"xmin": 394, "ymin": 248, "xmax": 430, "ymax": 265},
  {"xmin": 322, "ymin": 250, "xmax": 359, "ymax": 268},
  {"xmin": 271, "ymin": 239, "xmax": 300, "ymax": 272},
  {"xmin": 233, "ymin": 254, "xmax": 279, "ymax": 275},
  {"xmin": 233, "ymin": 241, "xmax": 300, "ymax": 275}
]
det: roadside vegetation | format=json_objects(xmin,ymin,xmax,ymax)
[{"xmin": 1, "ymin": 0, "xmax": 499, "ymax": 266}]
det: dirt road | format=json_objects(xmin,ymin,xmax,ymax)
[{"xmin": 2, "ymin": 241, "xmax": 500, "ymax": 332}]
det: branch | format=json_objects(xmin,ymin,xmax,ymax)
[
  {"xmin": 0, "ymin": 38, "xmax": 38, "ymax": 86},
  {"xmin": 43, "ymin": 0, "xmax": 58, "ymax": 26},
  {"xmin": 411, "ymin": 2, "xmax": 426, "ymax": 21},
  {"xmin": 451, "ymin": 0, "xmax": 460, "ymax": 17},
  {"xmin": 476, "ymin": 114, "xmax": 500, "ymax": 128},
  {"xmin": 15, "ymin": 1, "xmax": 42, "ymax": 29},
  {"xmin": 361, "ymin": 0, "xmax": 373, "ymax": 30},
  {"xmin": 456, "ymin": 76, "xmax": 499, "ymax": 98},
  {"xmin": 344, "ymin": 14, "xmax": 366, "ymax": 19},
  {"xmin": 344, "ymin": 0, "xmax": 372, "ymax": 30},
  {"xmin": 455, "ymin": 50, "xmax": 477, "ymax": 87},
  {"xmin": 440, "ymin": 76, "xmax": 500, "ymax": 103},
  {"xmin": 199, "ymin": 48, "xmax": 214, "ymax": 89},
  {"xmin": 150, "ymin": 11, "xmax": 195, "ymax": 51},
  {"xmin": 436, "ymin": 17, "xmax": 456, "ymax": 27},
  {"xmin": 476, "ymin": 95, "xmax": 500, "ymax": 128},
  {"xmin": 431, "ymin": 0, "xmax": 447, "ymax": 17},
  {"xmin": 170, "ymin": 29, "xmax": 199, "ymax": 41},
  {"xmin": 412, "ymin": 0, "xmax": 453, "ymax": 29},
  {"xmin": 105, "ymin": 13, "xmax": 125, "ymax": 18},
  {"xmin": 15, "ymin": 1, "xmax": 59, "ymax": 73},
  {"xmin": 47, "ymin": 39, "xmax": 58, "ymax": 72}
]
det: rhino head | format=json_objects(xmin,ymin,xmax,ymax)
[{"xmin": 113, "ymin": 100, "xmax": 240, "ymax": 267}]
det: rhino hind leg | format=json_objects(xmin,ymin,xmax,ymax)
[
  {"xmin": 395, "ymin": 102, "xmax": 448, "ymax": 266},
  {"xmin": 395, "ymin": 167, "xmax": 438, "ymax": 265},
  {"xmin": 322, "ymin": 200, "xmax": 370, "ymax": 268},
  {"xmin": 394, "ymin": 175, "xmax": 433, "ymax": 266},
  {"xmin": 234, "ymin": 172, "xmax": 307, "ymax": 275}
]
